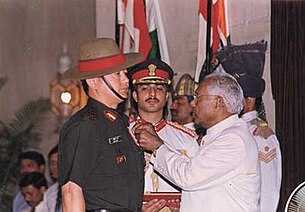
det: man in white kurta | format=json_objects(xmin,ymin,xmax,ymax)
[
  {"xmin": 237, "ymin": 74, "xmax": 282, "ymax": 212},
  {"xmin": 135, "ymin": 73, "xmax": 261, "ymax": 212}
]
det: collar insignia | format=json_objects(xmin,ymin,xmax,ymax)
[
  {"xmin": 104, "ymin": 110, "xmax": 117, "ymax": 122},
  {"xmin": 135, "ymin": 116, "xmax": 147, "ymax": 124}
]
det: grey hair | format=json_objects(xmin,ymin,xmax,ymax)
[{"xmin": 205, "ymin": 72, "xmax": 244, "ymax": 114}]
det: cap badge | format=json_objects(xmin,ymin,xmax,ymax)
[{"xmin": 148, "ymin": 64, "xmax": 157, "ymax": 76}]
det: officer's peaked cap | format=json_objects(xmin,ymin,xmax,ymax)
[{"xmin": 128, "ymin": 58, "xmax": 174, "ymax": 86}]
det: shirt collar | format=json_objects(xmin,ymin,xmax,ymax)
[
  {"xmin": 134, "ymin": 116, "xmax": 167, "ymax": 132},
  {"xmin": 184, "ymin": 122, "xmax": 196, "ymax": 130},
  {"xmin": 241, "ymin": 110, "xmax": 258, "ymax": 123},
  {"xmin": 87, "ymin": 97, "xmax": 127, "ymax": 125},
  {"xmin": 203, "ymin": 114, "xmax": 239, "ymax": 144}
]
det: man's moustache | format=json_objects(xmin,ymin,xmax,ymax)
[{"xmin": 145, "ymin": 97, "xmax": 159, "ymax": 102}]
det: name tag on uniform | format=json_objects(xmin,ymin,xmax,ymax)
[{"xmin": 108, "ymin": 135, "xmax": 123, "ymax": 144}]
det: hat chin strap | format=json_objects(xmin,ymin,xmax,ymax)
[{"xmin": 101, "ymin": 76, "xmax": 126, "ymax": 101}]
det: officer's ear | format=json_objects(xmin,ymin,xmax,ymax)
[
  {"xmin": 244, "ymin": 97, "xmax": 256, "ymax": 112},
  {"xmin": 165, "ymin": 92, "xmax": 169, "ymax": 102},
  {"xmin": 86, "ymin": 78, "xmax": 97, "ymax": 89},
  {"xmin": 132, "ymin": 91, "xmax": 138, "ymax": 103},
  {"xmin": 39, "ymin": 185, "xmax": 47, "ymax": 194},
  {"xmin": 39, "ymin": 164, "xmax": 45, "ymax": 174}
]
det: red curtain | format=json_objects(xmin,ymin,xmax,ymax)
[{"xmin": 271, "ymin": 1, "xmax": 305, "ymax": 210}]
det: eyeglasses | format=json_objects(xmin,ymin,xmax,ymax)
[{"xmin": 193, "ymin": 94, "xmax": 219, "ymax": 101}]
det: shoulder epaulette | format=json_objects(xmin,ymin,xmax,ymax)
[
  {"xmin": 87, "ymin": 109, "xmax": 97, "ymax": 122},
  {"xmin": 251, "ymin": 118, "xmax": 268, "ymax": 127},
  {"xmin": 166, "ymin": 121, "xmax": 196, "ymax": 137},
  {"xmin": 251, "ymin": 118, "xmax": 274, "ymax": 138}
]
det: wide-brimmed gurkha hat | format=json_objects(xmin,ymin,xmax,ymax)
[
  {"xmin": 128, "ymin": 58, "xmax": 174, "ymax": 86},
  {"xmin": 174, "ymin": 74, "xmax": 198, "ymax": 97},
  {"xmin": 64, "ymin": 38, "xmax": 143, "ymax": 80}
]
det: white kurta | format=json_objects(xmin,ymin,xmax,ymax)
[
  {"xmin": 129, "ymin": 119, "xmax": 199, "ymax": 192},
  {"xmin": 152, "ymin": 115, "xmax": 261, "ymax": 212},
  {"xmin": 242, "ymin": 111, "xmax": 282, "ymax": 212},
  {"xmin": 43, "ymin": 182, "xmax": 62, "ymax": 212}
]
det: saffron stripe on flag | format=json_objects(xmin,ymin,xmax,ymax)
[{"xmin": 195, "ymin": 0, "xmax": 230, "ymax": 82}]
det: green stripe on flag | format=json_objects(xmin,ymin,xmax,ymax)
[{"xmin": 148, "ymin": 30, "xmax": 161, "ymax": 59}]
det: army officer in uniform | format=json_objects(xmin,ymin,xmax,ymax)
[{"xmin": 58, "ymin": 38, "xmax": 145, "ymax": 212}]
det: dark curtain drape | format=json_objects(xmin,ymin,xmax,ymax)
[{"xmin": 271, "ymin": 1, "xmax": 305, "ymax": 211}]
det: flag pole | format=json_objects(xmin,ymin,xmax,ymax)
[
  {"xmin": 205, "ymin": 0, "xmax": 212, "ymax": 74},
  {"xmin": 115, "ymin": 0, "xmax": 120, "ymax": 45}
]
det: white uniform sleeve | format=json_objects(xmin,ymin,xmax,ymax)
[{"xmin": 153, "ymin": 133, "xmax": 246, "ymax": 191}]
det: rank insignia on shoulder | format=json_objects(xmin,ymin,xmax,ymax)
[
  {"xmin": 116, "ymin": 155, "xmax": 127, "ymax": 164},
  {"xmin": 109, "ymin": 135, "xmax": 123, "ymax": 145},
  {"xmin": 104, "ymin": 110, "xmax": 117, "ymax": 122},
  {"xmin": 88, "ymin": 110, "xmax": 97, "ymax": 122}
]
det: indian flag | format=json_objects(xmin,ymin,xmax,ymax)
[
  {"xmin": 195, "ymin": 0, "xmax": 230, "ymax": 82},
  {"xmin": 117, "ymin": 0, "xmax": 152, "ymax": 59},
  {"xmin": 145, "ymin": 0, "xmax": 171, "ymax": 65}
]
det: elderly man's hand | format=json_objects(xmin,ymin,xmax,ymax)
[{"xmin": 133, "ymin": 122, "xmax": 164, "ymax": 152}]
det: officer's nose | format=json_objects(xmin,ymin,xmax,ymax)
[{"xmin": 149, "ymin": 86, "xmax": 156, "ymax": 97}]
